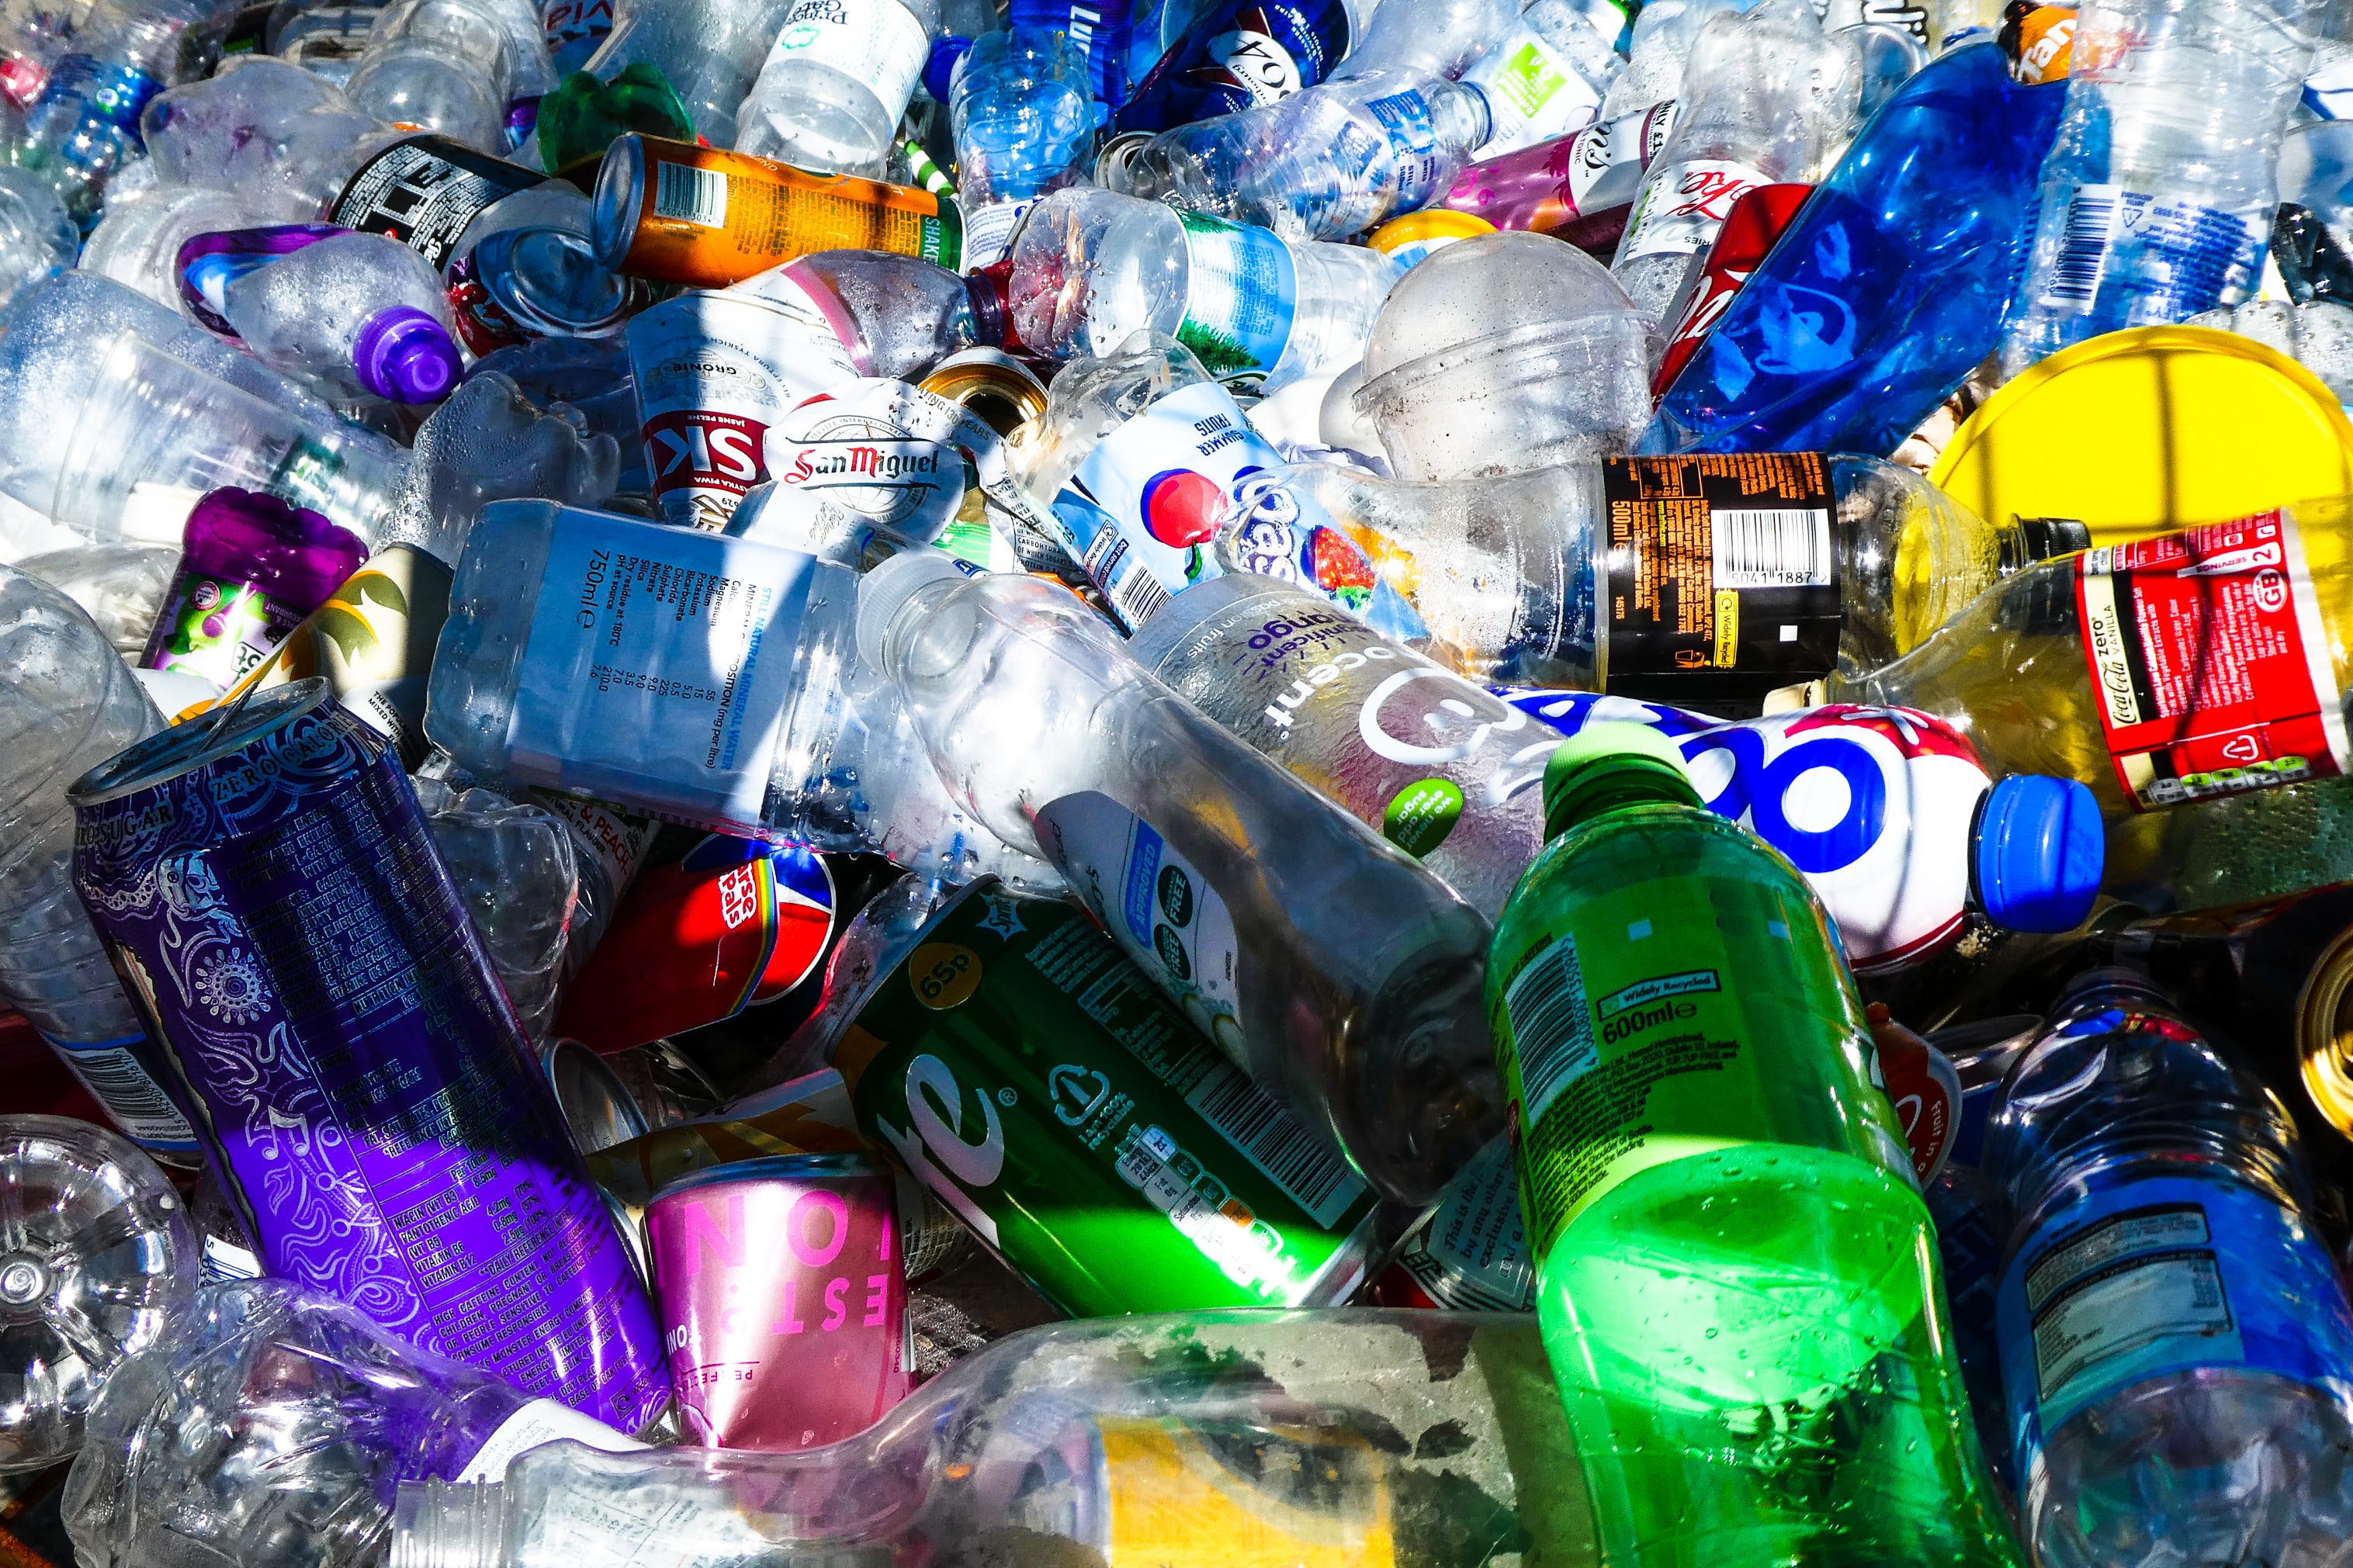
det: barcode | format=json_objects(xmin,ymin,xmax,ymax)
[
  {"xmin": 61, "ymin": 1046, "xmax": 195, "ymax": 1143},
  {"xmin": 2044, "ymin": 189, "xmax": 2117, "ymax": 306},
  {"xmin": 1187, "ymin": 1063, "xmax": 1365, "ymax": 1228},
  {"xmin": 653, "ymin": 161, "xmax": 727, "ymax": 227},
  {"xmin": 1502, "ymin": 938, "xmax": 1598, "ymax": 1126},
  {"xmin": 1112, "ymin": 568, "xmax": 1172, "ymax": 628},
  {"xmin": 1712, "ymin": 507, "xmax": 1831, "ymax": 589}
]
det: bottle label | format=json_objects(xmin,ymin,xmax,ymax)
[
  {"xmin": 957, "ymin": 196, "xmax": 1032, "ymax": 271},
  {"xmin": 1322, "ymin": 88, "xmax": 1446, "ymax": 230},
  {"xmin": 834, "ymin": 884, "xmax": 1375, "ymax": 1316},
  {"xmin": 763, "ymin": 377, "xmax": 973, "ymax": 547},
  {"xmin": 508, "ymin": 516, "xmax": 818, "ymax": 836},
  {"xmin": 1097, "ymin": 1419, "xmax": 1399, "ymax": 1566},
  {"xmin": 1117, "ymin": 0, "xmax": 1351, "ymax": 130},
  {"xmin": 541, "ymin": 0, "xmax": 613, "ymax": 73},
  {"xmin": 1997, "ymin": 1172, "xmax": 2353, "ymax": 1472},
  {"xmin": 1386, "ymin": 1134, "xmax": 1533, "ymax": 1311},
  {"xmin": 146, "ymin": 573, "xmax": 304, "ymax": 690},
  {"xmin": 1048, "ymin": 379, "xmax": 1246, "ymax": 626},
  {"xmin": 1175, "ymin": 210, "xmax": 1299, "ymax": 385},
  {"xmin": 1560, "ymin": 99, "xmax": 1679, "ymax": 217},
  {"xmin": 1467, "ymin": 29, "xmax": 1604, "ymax": 155},
  {"xmin": 624, "ymin": 291, "xmax": 861, "ymax": 531},
  {"xmin": 1618, "ymin": 157, "xmax": 1769, "ymax": 263},
  {"xmin": 33, "ymin": 1027, "xmax": 198, "ymax": 1151},
  {"xmin": 2074, "ymin": 510, "xmax": 2349, "ymax": 811},
  {"xmin": 456, "ymin": 1397, "xmax": 650, "ymax": 1482},
  {"xmin": 1599, "ymin": 454, "xmax": 1842, "ymax": 701},
  {"xmin": 2034, "ymin": 183, "xmax": 2263, "ymax": 320},
  {"xmin": 328, "ymin": 135, "xmax": 546, "ymax": 268},
  {"xmin": 760, "ymin": 0, "xmax": 930, "ymax": 123},
  {"xmin": 527, "ymin": 791, "xmax": 660, "ymax": 904},
  {"xmin": 1033, "ymin": 791, "xmax": 1246, "ymax": 1061},
  {"xmin": 1216, "ymin": 486, "xmax": 1430, "ymax": 643}
]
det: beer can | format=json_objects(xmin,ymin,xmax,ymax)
[
  {"xmin": 68, "ymin": 679, "xmax": 667, "ymax": 1431},
  {"xmin": 645, "ymin": 1153, "xmax": 912, "ymax": 1449}
]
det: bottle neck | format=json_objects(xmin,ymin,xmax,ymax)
[
  {"xmin": 1543, "ymin": 758, "xmax": 1702, "ymax": 839},
  {"xmin": 1994, "ymin": 516, "xmax": 2092, "ymax": 580},
  {"xmin": 392, "ymin": 1480, "xmax": 506, "ymax": 1568}
]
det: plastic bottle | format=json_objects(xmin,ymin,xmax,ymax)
[
  {"xmin": 1803, "ymin": 501, "xmax": 2353, "ymax": 914},
  {"xmin": 135, "ymin": 57, "xmax": 373, "ymax": 220},
  {"xmin": 139, "ymin": 487, "xmax": 369, "ymax": 691},
  {"xmin": 855, "ymin": 549, "xmax": 1500, "ymax": 1202},
  {"xmin": 1113, "ymin": 71, "xmax": 1495, "ymax": 243},
  {"xmin": 1458, "ymin": 0, "xmax": 1625, "ymax": 155},
  {"xmin": 1327, "ymin": 0, "xmax": 1515, "ymax": 82},
  {"xmin": 386, "ymin": 1312, "xmax": 1586, "ymax": 1568},
  {"xmin": 1983, "ymin": 970, "xmax": 2353, "ymax": 1568},
  {"xmin": 341, "ymin": 0, "xmax": 527, "ymax": 151},
  {"xmin": 78, "ymin": 183, "xmax": 277, "ymax": 307},
  {"xmin": 734, "ymin": 247, "xmax": 988, "ymax": 380},
  {"xmin": 1599, "ymin": 0, "xmax": 1740, "ymax": 120},
  {"xmin": 1998, "ymin": 0, "xmax": 2320, "ymax": 376},
  {"xmin": 732, "ymin": 0, "xmax": 940, "ymax": 175},
  {"xmin": 1439, "ymin": 100, "xmax": 1682, "ymax": 251},
  {"xmin": 561, "ymin": 0, "xmax": 799, "ymax": 147},
  {"xmin": 1489, "ymin": 722, "xmax": 2024, "ymax": 1566},
  {"xmin": 1006, "ymin": 183, "xmax": 1400, "ymax": 389},
  {"xmin": 1113, "ymin": 0, "xmax": 1376, "ymax": 134},
  {"xmin": 0, "ymin": 165, "xmax": 75, "ymax": 304},
  {"xmin": 0, "ymin": 1114, "xmax": 196, "ymax": 1473},
  {"xmin": 212, "ymin": 229, "xmax": 466, "ymax": 403},
  {"xmin": 1611, "ymin": 0, "xmax": 1863, "ymax": 324},
  {"xmin": 945, "ymin": 27, "xmax": 1097, "ymax": 269}
]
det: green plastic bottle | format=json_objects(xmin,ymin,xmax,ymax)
[{"xmin": 1485, "ymin": 723, "xmax": 2023, "ymax": 1567}]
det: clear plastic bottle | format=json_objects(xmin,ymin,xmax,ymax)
[
  {"xmin": 341, "ymin": 0, "xmax": 526, "ymax": 152},
  {"xmin": 1007, "ymin": 184, "xmax": 1402, "ymax": 388},
  {"xmin": 733, "ymin": 247, "xmax": 987, "ymax": 380},
  {"xmin": 0, "ymin": 166, "xmax": 75, "ymax": 306},
  {"xmin": 387, "ymin": 1311, "xmax": 1586, "ymax": 1568},
  {"xmin": 1610, "ymin": 0, "xmax": 1863, "ymax": 324},
  {"xmin": 78, "ymin": 182, "xmax": 276, "ymax": 306},
  {"xmin": 946, "ymin": 26, "xmax": 1097, "ymax": 269},
  {"xmin": 1598, "ymin": 0, "xmax": 1742, "ymax": 119},
  {"xmin": 1983, "ymin": 970, "xmax": 2353, "ymax": 1568},
  {"xmin": 1998, "ymin": 0, "xmax": 2320, "ymax": 375},
  {"xmin": 137, "ymin": 57, "xmax": 373, "ymax": 219},
  {"xmin": 1458, "ymin": 0, "xmax": 1626, "ymax": 156},
  {"xmin": 216, "ymin": 230, "xmax": 466, "ymax": 403},
  {"xmin": 0, "ymin": 1113, "xmax": 196, "ymax": 1472},
  {"xmin": 854, "ymin": 549, "xmax": 1499, "ymax": 1203},
  {"xmin": 565, "ymin": 0, "xmax": 801, "ymax": 147},
  {"xmin": 1114, "ymin": 70, "xmax": 1495, "ymax": 243},
  {"xmin": 731, "ymin": 0, "xmax": 942, "ymax": 175}
]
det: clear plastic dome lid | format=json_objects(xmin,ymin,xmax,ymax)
[{"xmin": 1357, "ymin": 230, "xmax": 1648, "ymax": 400}]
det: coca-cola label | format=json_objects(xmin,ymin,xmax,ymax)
[
  {"xmin": 1619, "ymin": 156, "xmax": 1769, "ymax": 264},
  {"xmin": 2075, "ymin": 510, "xmax": 2350, "ymax": 811}
]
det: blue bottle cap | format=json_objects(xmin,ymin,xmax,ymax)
[
  {"xmin": 925, "ymin": 36, "xmax": 975, "ymax": 104},
  {"xmin": 1974, "ymin": 774, "xmax": 2103, "ymax": 933}
]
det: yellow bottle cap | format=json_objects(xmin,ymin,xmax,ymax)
[{"xmin": 1365, "ymin": 209, "xmax": 1498, "ymax": 268}]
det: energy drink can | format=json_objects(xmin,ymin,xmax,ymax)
[{"xmin": 68, "ymin": 679, "xmax": 667, "ymax": 1431}]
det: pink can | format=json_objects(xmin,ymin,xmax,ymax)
[{"xmin": 645, "ymin": 1154, "xmax": 913, "ymax": 1449}]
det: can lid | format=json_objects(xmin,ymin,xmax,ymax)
[
  {"xmin": 68, "ymin": 679, "xmax": 332, "ymax": 808},
  {"xmin": 1973, "ymin": 774, "xmax": 2103, "ymax": 933},
  {"xmin": 1540, "ymin": 721, "xmax": 1700, "ymax": 838}
]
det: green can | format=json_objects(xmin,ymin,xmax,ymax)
[{"xmin": 831, "ymin": 881, "xmax": 1381, "ymax": 1317}]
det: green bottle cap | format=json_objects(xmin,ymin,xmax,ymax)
[{"xmin": 1541, "ymin": 722, "xmax": 1703, "ymax": 838}]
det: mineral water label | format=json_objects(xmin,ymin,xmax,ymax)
[
  {"xmin": 1174, "ymin": 210, "xmax": 1299, "ymax": 384},
  {"xmin": 1343, "ymin": 88, "xmax": 1445, "ymax": 216},
  {"xmin": 2035, "ymin": 182, "xmax": 2263, "ymax": 319},
  {"xmin": 626, "ymin": 292, "xmax": 860, "ymax": 531},
  {"xmin": 457, "ymin": 1398, "xmax": 650, "ymax": 1483},
  {"xmin": 328, "ymin": 135, "xmax": 545, "ymax": 268},
  {"xmin": 1033, "ymin": 791, "xmax": 1245, "ymax": 1064},
  {"xmin": 1049, "ymin": 380, "xmax": 1255, "ymax": 626},
  {"xmin": 509, "ymin": 515, "xmax": 816, "ymax": 835},
  {"xmin": 1389, "ymin": 1135, "xmax": 1533, "ymax": 1311},
  {"xmin": 1599, "ymin": 454, "xmax": 1842, "ymax": 702},
  {"xmin": 35, "ymin": 1028, "xmax": 196, "ymax": 1150},
  {"xmin": 1996, "ymin": 1170, "xmax": 2353, "ymax": 1468},
  {"xmin": 1468, "ymin": 27, "xmax": 1604, "ymax": 154},
  {"xmin": 759, "ymin": 0, "xmax": 931, "ymax": 123},
  {"xmin": 1097, "ymin": 1419, "xmax": 1398, "ymax": 1567},
  {"xmin": 833, "ymin": 884, "xmax": 1374, "ymax": 1317},
  {"xmin": 2074, "ymin": 510, "xmax": 2348, "ymax": 811},
  {"xmin": 1619, "ymin": 157, "xmax": 1769, "ymax": 261}
]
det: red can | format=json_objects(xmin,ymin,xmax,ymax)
[{"xmin": 1651, "ymin": 182, "xmax": 1815, "ymax": 399}]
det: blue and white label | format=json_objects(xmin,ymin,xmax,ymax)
[
  {"xmin": 38, "ymin": 1028, "xmax": 197, "ymax": 1151},
  {"xmin": 1174, "ymin": 211, "xmax": 1298, "ymax": 385},
  {"xmin": 2036, "ymin": 183, "xmax": 2265, "ymax": 322},
  {"xmin": 1997, "ymin": 1175, "xmax": 2353, "ymax": 1481}
]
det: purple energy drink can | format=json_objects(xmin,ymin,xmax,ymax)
[{"xmin": 67, "ymin": 680, "xmax": 667, "ymax": 1431}]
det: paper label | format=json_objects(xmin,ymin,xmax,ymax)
[
  {"xmin": 1620, "ymin": 157, "xmax": 1769, "ymax": 262},
  {"xmin": 764, "ymin": 378, "xmax": 971, "ymax": 545},
  {"xmin": 1174, "ymin": 210, "xmax": 1298, "ymax": 385},
  {"xmin": 328, "ymin": 135, "xmax": 544, "ymax": 268},
  {"xmin": 145, "ymin": 574, "xmax": 303, "ymax": 690},
  {"xmin": 35, "ymin": 1028, "xmax": 197, "ymax": 1150},
  {"xmin": 1048, "ymin": 380, "xmax": 1249, "ymax": 626},
  {"xmin": 2074, "ymin": 511, "xmax": 2350, "ymax": 811},
  {"xmin": 1386, "ymin": 1135, "xmax": 1533, "ymax": 1311},
  {"xmin": 760, "ymin": 0, "xmax": 930, "ymax": 120},
  {"xmin": 1564, "ymin": 99, "xmax": 1679, "ymax": 216},
  {"xmin": 541, "ymin": 0, "xmax": 612, "ymax": 73},
  {"xmin": 625, "ymin": 292, "xmax": 860, "ymax": 531},
  {"xmin": 457, "ymin": 1397, "xmax": 650, "ymax": 1482},
  {"xmin": 957, "ymin": 196, "xmax": 1031, "ymax": 271},
  {"xmin": 1033, "ymin": 791, "xmax": 1246, "ymax": 1064},
  {"xmin": 528, "ymin": 790, "xmax": 660, "ymax": 902},
  {"xmin": 1468, "ymin": 28, "xmax": 1604, "ymax": 155},
  {"xmin": 508, "ymin": 514, "xmax": 817, "ymax": 835},
  {"xmin": 1332, "ymin": 88, "xmax": 1448, "ymax": 224},
  {"xmin": 2036, "ymin": 182, "xmax": 2264, "ymax": 320},
  {"xmin": 1098, "ymin": 1419, "xmax": 1397, "ymax": 1568},
  {"xmin": 1599, "ymin": 454, "xmax": 1842, "ymax": 702}
]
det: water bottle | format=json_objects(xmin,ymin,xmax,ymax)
[
  {"xmin": 1611, "ymin": 0, "xmax": 1863, "ymax": 324},
  {"xmin": 946, "ymin": 27, "xmax": 1097, "ymax": 269},
  {"xmin": 1984, "ymin": 970, "xmax": 2353, "ymax": 1568},
  {"xmin": 1328, "ymin": 0, "xmax": 1518, "ymax": 82},
  {"xmin": 1599, "ymin": 0, "xmax": 1741, "ymax": 119},
  {"xmin": 854, "ymin": 548, "xmax": 1500, "ymax": 1203},
  {"xmin": 79, "ymin": 182, "xmax": 275, "ymax": 306},
  {"xmin": 1112, "ymin": 70, "xmax": 1494, "ymax": 242},
  {"xmin": 0, "ymin": 1113, "xmax": 196, "ymax": 1472},
  {"xmin": 732, "ymin": 0, "xmax": 942, "ymax": 175},
  {"xmin": 137, "ymin": 57, "xmax": 371, "ymax": 218},
  {"xmin": 563, "ymin": 0, "xmax": 799, "ymax": 147},
  {"xmin": 736, "ymin": 248, "xmax": 987, "ymax": 379},
  {"xmin": 341, "ymin": 0, "xmax": 529, "ymax": 152},
  {"xmin": 1006, "ymin": 185, "xmax": 1400, "ymax": 389},
  {"xmin": 209, "ymin": 229, "xmax": 466, "ymax": 403},
  {"xmin": 0, "ymin": 165, "xmax": 74, "ymax": 303},
  {"xmin": 0, "ymin": 569, "xmax": 195, "ymax": 1158},
  {"xmin": 1458, "ymin": 0, "xmax": 1625, "ymax": 156},
  {"xmin": 1998, "ymin": 0, "xmax": 2320, "ymax": 375}
]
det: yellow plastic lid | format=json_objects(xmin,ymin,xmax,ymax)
[
  {"xmin": 1366, "ymin": 209, "xmax": 1497, "ymax": 266},
  {"xmin": 1929, "ymin": 325, "xmax": 2353, "ymax": 542}
]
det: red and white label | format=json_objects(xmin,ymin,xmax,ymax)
[
  {"xmin": 1620, "ymin": 157, "xmax": 1769, "ymax": 263},
  {"xmin": 2076, "ymin": 510, "xmax": 2350, "ymax": 811},
  {"xmin": 643, "ymin": 410, "xmax": 771, "ymax": 513}
]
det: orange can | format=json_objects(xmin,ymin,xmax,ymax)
[{"xmin": 591, "ymin": 135, "xmax": 963, "ymax": 288}]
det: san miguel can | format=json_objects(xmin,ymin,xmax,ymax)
[
  {"xmin": 67, "ymin": 680, "xmax": 667, "ymax": 1431},
  {"xmin": 645, "ymin": 1154, "xmax": 912, "ymax": 1449}
]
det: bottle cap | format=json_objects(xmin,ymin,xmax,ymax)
[
  {"xmin": 925, "ymin": 35, "xmax": 973, "ymax": 103},
  {"xmin": 1973, "ymin": 774, "xmax": 2103, "ymax": 933},
  {"xmin": 352, "ymin": 306, "xmax": 462, "ymax": 403},
  {"xmin": 1540, "ymin": 721, "xmax": 1700, "ymax": 838},
  {"xmin": 854, "ymin": 548, "xmax": 971, "ymax": 673}
]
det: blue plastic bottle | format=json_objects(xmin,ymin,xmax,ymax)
[
  {"xmin": 1644, "ymin": 41, "xmax": 2063, "ymax": 458},
  {"xmin": 948, "ymin": 29, "xmax": 1102, "ymax": 266},
  {"xmin": 1007, "ymin": 0, "xmax": 1139, "ymax": 105},
  {"xmin": 1111, "ymin": 0, "xmax": 1366, "ymax": 133},
  {"xmin": 1984, "ymin": 970, "xmax": 2353, "ymax": 1568}
]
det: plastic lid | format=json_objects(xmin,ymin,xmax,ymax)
[
  {"xmin": 1931, "ymin": 326, "xmax": 2353, "ymax": 542},
  {"xmin": 353, "ymin": 306, "xmax": 461, "ymax": 403},
  {"xmin": 1973, "ymin": 774, "xmax": 2103, "ymax": 933},
  {"xmin": 1540, "ymin": 721, "xmax": 1700, "ymax": 837},
  {"xmin": 854, "ymin": 548, "xmax": 969, "ymax": 673},
  {"xmin": 925, "ymin": 35, "xmax": 974, "ymax": 102}
]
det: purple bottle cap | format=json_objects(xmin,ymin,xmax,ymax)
[{"xmin": 352, "ymin": 306, "xmax": 463, "ymax": 403}]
